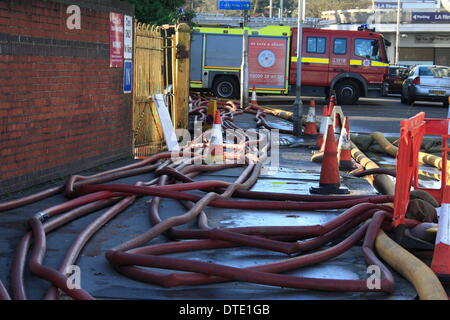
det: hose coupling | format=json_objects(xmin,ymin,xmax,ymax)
[{"xmin": 34, "ymin": 212, "xmax": 49, "ymax": 223}]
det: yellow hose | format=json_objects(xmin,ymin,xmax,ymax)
[
  {"xmin": 260, "ymin": 106, "xmax": 293, "ymax": 121},
  {"xmin": 371, "ymin": 132, "xmax": 450, "ymax": 176},
  {"xmin": 370, "ymin": 132, "xmax": 398, "ymax": 157},
  {"xmin": 351, "ymin": 140, "xmax": 447, "ymax": 299},
  {"xmin": 375, "ymin": 230, "xmax": 448, "ymax": 300},
  {"xmin": 350, "ymin": 142, "xmax": 395, "ymax": 195}
]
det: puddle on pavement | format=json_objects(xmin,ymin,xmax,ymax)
[
  {"xmin": 265, "ymin": 115, "xmax": 293, "ymax": 131},
  {"xmin": 218, "ymin": 210, "xmax": 339, "ymax": 228},
  {"xmin": 251, "ymin": 178, "xmax": 316, "ymax": 194}
]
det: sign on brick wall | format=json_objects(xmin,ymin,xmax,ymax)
[
  {"xmin": 124, "ymin": 15, "xmax": 133, "ymax": 60},
  {"xmin": 110, "ymin": 12, "xmax": 124, "ymax": 68},
  {"xmin": 123, "ymin": 60, "xmax": 132, "ymax": 93}
]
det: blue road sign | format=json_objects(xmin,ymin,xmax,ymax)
[
  {"xmin": 123, "ymin": 60, "xmax": 132, "ymax": 93},
  {"xmin": 217, "ymin": 0, "xmax": 251, "ymax": 10},
  {"xmin": 412, "ymin": 12, "xmax": 450, "ymax": 23},
  {"xmin": 375, "ymin": 2, "xmax": 402, "ymax": 9}
]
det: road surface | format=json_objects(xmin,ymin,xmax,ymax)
[{"xmin": 258, "ymin": 94, "xmax": 448, "ymax": 135}]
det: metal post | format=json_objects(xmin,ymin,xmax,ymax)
[
  {"xmin": 292, "ymin": 0, "xmax": 304, "ymax": 136},
  {"xmin": 302, "ymin": 0, "xmax": 306, "ymax": 21},
  {"xmin": 269, "ymin": 0, "xmax": 273, "ymax": 18},
  {"xmin": 240, "ymin": 28, "xmax": 249, "ymax": 109},
  {"xmin": 280, "ymin": 0, "xmax": 284, "ymax": 22},
  {"xmin": 395, "ymin": 0, "xmax": 401, "ymax": 65}
]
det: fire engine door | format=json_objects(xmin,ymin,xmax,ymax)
[
  {"xmin": 300, "ymin": 32, "xmax": 330, "ymax": 87},
  {"xmin": 328, "ymin": 37, "xmax": 350, "ymax": 82},
  {"xmin": 349, "ymin": 37, "xmax": 386, "ymax": 85}
]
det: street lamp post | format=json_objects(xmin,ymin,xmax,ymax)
[
  {"xmin": 395, "ymin": 0, "xmax": 401, "ymax": 65},
  {"xmin": 240, "ymin": 13, "xmax": 249, "ymax": 110},
  {"xmin": 292, "ymin": 0, "xmax": 304, "ymax": 136}
]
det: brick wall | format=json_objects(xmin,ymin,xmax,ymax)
[{"xmin": 0, "ymin": 0, "xmax": 134, "ymax": 194}]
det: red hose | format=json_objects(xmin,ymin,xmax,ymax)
[
  {"xmin": 28, "ymin": 217, "xmax": 94, "ymax": 300},
  {"xmin": 106, "ymin": 213, "xmax": 394, "ymax": 292},
  {"xmin": 77, "ymin": 184, "xmax": 394, "ymax": 211},
  {"xmin": 2, "ymin": 95, "xmax": 413, "ymax": 299},
  {"xmin": 11, "ymin": 199, "xmax": 120, "ymax": 300}
]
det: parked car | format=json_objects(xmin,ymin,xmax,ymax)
[
  {"xmin": 385, "ymin": 66, "xmax": 409, "ymax": 94},
  {"xmin": 401, "ymin": 65, "xmax": 450, "ymax": 107}
]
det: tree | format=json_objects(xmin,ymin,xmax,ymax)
[
  {"xmin": 188, "ymin": 0, "xmax": 371, "ymax": 18},
  {"xmin": 306, "ymin": 0, "xmax": 371, "ymax": 18},
  {"xmin": 126, "ymin": 0, "xmax": 187, "ymax": 24}
]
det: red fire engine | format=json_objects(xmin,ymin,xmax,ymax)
[
  {"xmin": 189, "ymin": 21, "xmax": 391, "ymax": 104},
  {"xmin": 290, "ymin": 26, "xmax": 390, "ymax": 104}
]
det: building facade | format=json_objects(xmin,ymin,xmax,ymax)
[
  {"xmin": 0, "ymin": 0, "xmax": 134, "ymax": 194},
  {"xmin": 321, "ymin": 1, "xmax": 450, "ymax": 66}
]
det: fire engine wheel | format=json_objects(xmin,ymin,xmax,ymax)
[
  {"xmin": 335, "ymin": 80, "xmax": 360, "ymax": 105},
  {"xmin": 213, "ymin": 76, "xmax": 239, "ymax": 99}
]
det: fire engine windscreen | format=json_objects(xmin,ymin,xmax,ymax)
[{"xmin": 354, "ymin": 39, "xmax": 382, "ymax": 61}]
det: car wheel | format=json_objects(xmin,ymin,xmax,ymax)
[
  {"xmin": 400, "ymin": 92, "xmax": 407, "ymax": 104},
  {"xmin": 213, "ymin": 76, "xmax": 239, "ymax": 99},
  {"xmin": 335, "ymin": 80, "xmax": 360, "ymax": 105},
  {"xmin": 406, "ymin": 90, "xmax": 415, "ymax": 105}
]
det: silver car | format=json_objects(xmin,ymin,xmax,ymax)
[{"xmin": 401, "ymin": 65, "xmax": 450, "ymax": 107}]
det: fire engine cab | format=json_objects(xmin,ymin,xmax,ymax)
[{"xmin": 189, "ymin": 20, "xmax": 390, "ymax": 105}]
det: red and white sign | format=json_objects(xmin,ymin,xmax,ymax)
[
  {"xmin": 248, "ymin": 37, "xmax": 287, "ymax": 88},
  {"xmin": 110, "ymin": 12, "xmax": 124, "ymax": 68}
]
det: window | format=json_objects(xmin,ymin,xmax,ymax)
[
  {"xmin": 333, "ymin": 38, "xmax": 347, "ymax": 55},
  {"xmin": 398, "ymin": 68, "xmax": 409, "ymax": 77},
  {"xmin": 354, "ymin": 38, "xmax": 381, "ymax": 60},
  {"xmin": 389, "ymin": 67, "xmax": 408, "ymax": 77},
  {"xmin": 419, "ymin": 66, "xmax": 450, "ymax": 77},
  {"xmin": 388, "ymin": 68, "xmax": 398, "ymax": 76},
  {"xmin": 306, "ymin": 37, "xmax": 326, "ymax": 54}
]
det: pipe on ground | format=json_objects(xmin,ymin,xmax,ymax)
[
  {"xmin": 371, "ymin": 132, "xmax": 450, "ymax": 178},
  {"xmin": 350, "ymin": 142, "xmax": 396, "ymax": 196},
  {"xmin": 353, "ymin": 134, "xmax": 448, "ymax": 300},
  {"xmin": 375, "ymin": 229, "xmax": 447, "ymax": 300}
]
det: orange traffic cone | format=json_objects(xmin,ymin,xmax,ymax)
[
  {"xmin": 326, "ymin": 95, "xmax": 336, "ymax": 117},
  {"xmin": 338, "ymin": 117, "xmax": 354, "ymax": 171},
  {"xmin": 207, "ymin": 110, "xmax": 224, "ymax": 163},
  {"xmin": 333, "ymin": 112, "xmax": 343, "ymax": 138},
  {"xmin": 431, "ymin": 190, "xmax": 450, "ymax": 278},
  {"xmin": 317, "ymin": 116, "xmax": 331, "ymax": 150},
  {"xmin": 251, "ymin": 86, "xmax": 257, "ymax": 105},
  {"xmin": 304, "ymin": 99, "xmax": 318, "ymax": 136},
  {"xmin": 310, "ymin": 124, "xmax": 350, "ymax": 194},
  {"xmin": 316, "ymin": 99, "xmax": 334, "ymax": 149}
]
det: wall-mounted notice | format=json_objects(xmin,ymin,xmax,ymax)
[
  {"xmin": 124, "ymin": 15, "xmax": 133, "ymax": 60},
  {"xmin": 110, "ymin": 12, "xmax": 124, "ymax": 68},
  {"xmin": 123, "ymin": 60, "xmax": 132, "ymax": 93}
]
